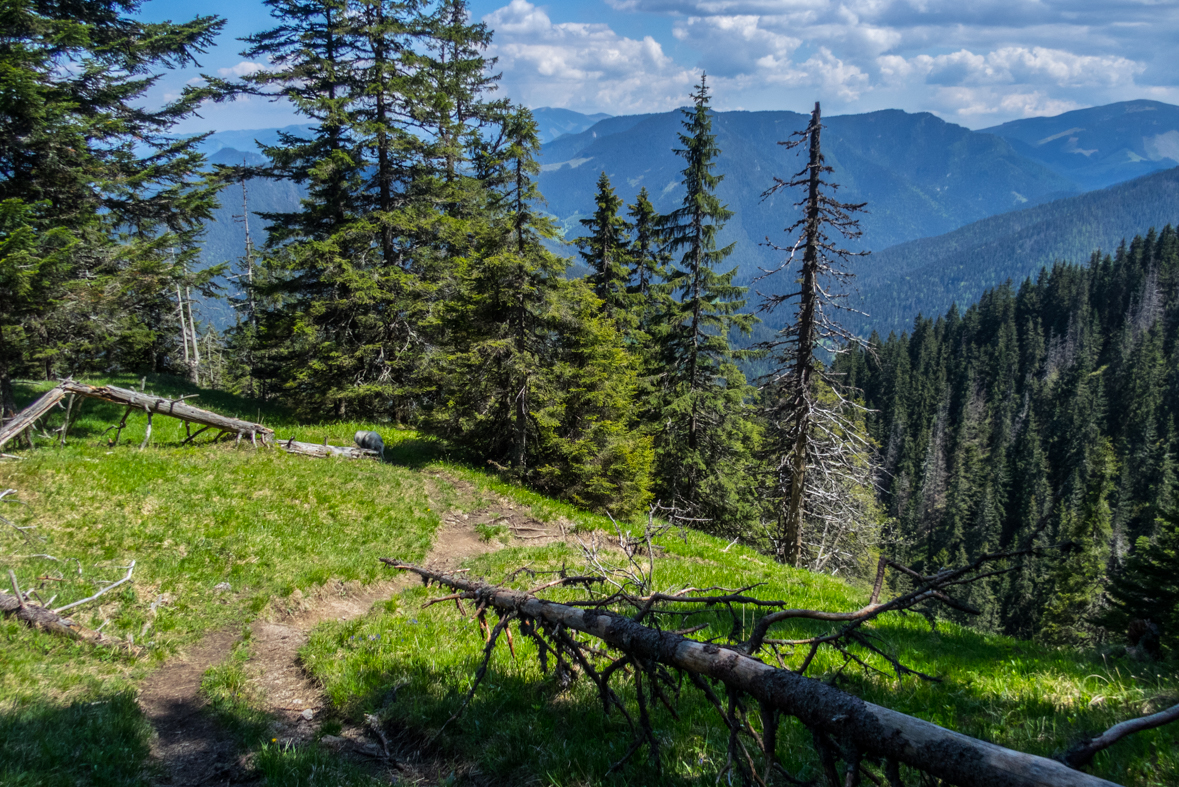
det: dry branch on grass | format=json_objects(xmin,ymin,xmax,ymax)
[
  {"xmin": 1, "ymin": 569, "xmax": 142, "ymax": 653},
  {"xmin": 380, "ymin": 555, "xmax": 1122, "ymax": 787},
  {"xmin": 1062, "ymin": 702, "xmax": 1179, "ymax": 769}
]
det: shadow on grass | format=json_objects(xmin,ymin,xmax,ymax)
[
  {"xmin": 383, "ymin": 435, "xmax": 447, "ymax": 469},
  {"xmin": 0, "ymin": 691, "xmax": 151, "ymax": 787}
]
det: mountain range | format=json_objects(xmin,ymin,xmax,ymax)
[
  {"xmin": 193, "ymin": 101, "xmax": 1179, "ymax": 335},
  {"xmin": 850, "ymin": 164, "xmax": 1179, "ymax": 337}
]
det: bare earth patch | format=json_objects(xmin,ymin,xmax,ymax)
[
  {"xmin": 135, "ymin": 473, "xmax": 569, "ymax": 784},
  {"xmin": 138, "ymin": 625, "xmax": 251, "ymax": 785}
]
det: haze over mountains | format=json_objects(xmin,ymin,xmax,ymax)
[{"xmin": 196, "ymin": 101, "xmax": 1179, "ymax": 336}]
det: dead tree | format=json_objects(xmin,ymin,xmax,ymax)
[
  {"xmin": 757, "ymin": 101, "xmax": 873, "ymax": 569},
  {"xmin": 382, "ymin": 555, "xmax": 1118, "ymax": 787},
  {"xmin": 2, "ymin": 566, "xmax": 142, "ymax": 652},
  {"xmin": 0, "ymin": 380, "xmax": 377, "ymax": 459}
]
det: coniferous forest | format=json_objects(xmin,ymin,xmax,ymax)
[
  {"xmin": 838, "ymin": 227, "xmax": 1179, "ymax": 647},
  {"xmin": 3, "ymin": 0, "xmax": 1179, "ymax": 660}
]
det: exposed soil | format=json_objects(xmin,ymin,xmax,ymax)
[
  {"xmin": 137, "ymin": 473, "xmax": 571, "ymax": 785},
  {"xmin": 138, "ymin": 626, "xmax": 252, "ymax": 785}
]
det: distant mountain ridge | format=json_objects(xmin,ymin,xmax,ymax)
[
  {"xmin": 852, "ymin": 165, "xmax": 1179, "ymax": 337},
  {"xmin": 537, "ymin": 107, "xmax": 1079, "ymax": 298},
  {"xmin": 190, "ymin": 101, "xmax": 1179, "ymax": 335},
  {"xmin": 983, "ymin": 100, "xmax": 1179, "ymax": 191}
]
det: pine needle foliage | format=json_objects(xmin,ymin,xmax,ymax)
[{"xmin": 650, "ymin": 74, "xmax": 759, "ymax": 534}]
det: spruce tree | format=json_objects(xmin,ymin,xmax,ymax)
[
  {"xmin": 576, "ymin": 172, "xmax": 631, "ymax": 323},
  {"xmin": 651, "ymin": 74, "xmax": 758, "ymax": 533},
  {"xmin": 425, "ymin": 110, "xmax": 651, "ymax": 513},
  {"xmin": 0, "ymin": 0, "xmax": 225, "ymax": 387},
  {"xmin": 1101, "ymin": 508, "xmax": 1179, "ymax": 654},
  {"xmin": 1039, "ymin": 440, "xmax": 1116, "ymax": 645},
  {"xmin": 757, "ymin": 101, "xmax": 876, "ymax": 568}
]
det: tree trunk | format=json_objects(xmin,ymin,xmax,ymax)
[
  {"xmin": 383, "ymin": 561, "xmax": 1120, "ymax": 787},
  {"xmin": 0, "ymin": 321, "xmax": 15, "ymax": 423},
  {"xmin": 783, "ymin": 102, "xmax": 823, "ymax": 568}
]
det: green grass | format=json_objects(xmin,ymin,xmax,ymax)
[
  {"xmin": 3, "ymin": 375, "xmax": 1177, "ymax": 786},
  {"xmin": 301, "ymin": 532, "xmax": 1179, "ymax": 787}
]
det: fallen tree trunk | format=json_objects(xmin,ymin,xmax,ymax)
[
  {"xmin": 279, "ymin": 436, "xmax": 378, "ymax": 460},
  {"xmin": 58, "ymin": 381, "xmax": 273, "ymax": 444},
  {"xmin": 0, "ymin": 380, "xmax": 377, "ymax": 459},
  {"xmin": 0, "ymin": 386, "xmax": 66, "ymax": 449},
  {"xmin": 381, "ymin": 560, "xmax": 1119, "ymax": 787},
  {"xmin": 1, "ymin": 590, "xmax": 140, "ymax": 652}
]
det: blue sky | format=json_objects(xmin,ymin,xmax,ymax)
[{"xmin": 143, "ymin": 0, "xmax": 1179, "ymax": 134}]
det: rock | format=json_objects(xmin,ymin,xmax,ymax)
[
  {"xmin": 301, "ymin": 708, "xmax": 314, "ymax": 720},
  {"xmin": 320, "ymin": 735, "xmax": 346, "ymax": 750},
  {"xmin": 213, "ymin": 582, "xmax": 231, "ymax": 594}
]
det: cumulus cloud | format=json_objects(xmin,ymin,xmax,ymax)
[
  {"xmin": 583, "ymin": 0, "xmax": 1172, "ymax": 124},
  {"xmin": 889, "ymin": 47, "xmax": 1144, "ymax": 89},
  {"xmin": 217, "ymin": 61, "xmax": 267, "ymax": 79},
  {"xmin": 485, "ymin": 0, "xmax": 696, "ymax": 113}
]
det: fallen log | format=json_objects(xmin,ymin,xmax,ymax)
[
  {"xmin": 280, "ymin": 437, "xmax": 379, "ymax": 460},
  {"xmin": 58, "ymin": 381, "xmax": 274, "ymax": 444},
  {"xmin": 0, "ymin": 386, "xmax": 66, "ymax": 449},
  {"xmin": 2, "ymin": 575, "xmax": 140, "ymax": 653},
  {"xmin": 1, "ymin": 380, "xmax": 378, "ymax": 460},
  {"xmin": 381, "ymin": 560, "xmax": 1120, "ymax": 787}
]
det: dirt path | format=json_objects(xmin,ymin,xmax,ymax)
[{"xmin": 137, "ymin": 474, "xmax": 567, "ymax": 785}]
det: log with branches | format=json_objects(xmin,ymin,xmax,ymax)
[
  {"xmin": 0, "ymin": 380, "xmax": 378, "ymax": 459},
  {"xmin": 380, "ymin": 549, "xmax": 1121, "ymax": 787},
  {"xmin": 2, "ymin": 567, "xmax": 141, "ymax": 652}
]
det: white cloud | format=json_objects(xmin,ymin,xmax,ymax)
[
  {"xmin": 485, "ymin": 0, "xmax": 696, "ymax": 112},
  {"xmin": 897, "ymin": 47, "xmax": 1143, "ymax": 89},
  {"xmin": 217, "ymin": 61, "xmax": 267, "ymax": 79},
  {"xmin": 590, "ymin": 0, "xmax": 1172, "ymax": 124}
]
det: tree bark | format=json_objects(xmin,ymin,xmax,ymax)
[
  {"xmin": 783, "ymin": 101, "xmax": 823, "ymax": 567},
  {"xmin": 381, "ymin": 561, "xmax": 1120, "ymax": 787},
  {"xmin": 0, "ymin": 385, "xmax": 65, "ymax": 449}
]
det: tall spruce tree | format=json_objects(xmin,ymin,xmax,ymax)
[
  {"xmin": 0, "ymin": 0, "xmax": 224, "ymax": 395},
  {"xmin": 652, "ymin": 74, "xmax": 758, "ymax": 533},
  {"xmin": 577, "ymin": 172, "xmax": 631, "ymax": 323}
]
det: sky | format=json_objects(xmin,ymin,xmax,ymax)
[{"xmin": 141, "ymin": 0, "xmax": 1179, "ymax": 135}]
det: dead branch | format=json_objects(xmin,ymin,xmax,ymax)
[
  {"xmin": 1062, "ymin": 702, "xmax": 1179, "ymax": 769},
  {"xmin": 0, "ymin": 386, "xmax": 66, "ymax": 449},
  {"xmin": 52, "ymin": 561, "xmax": 135, "ymax": 614},
  {"xmin": 381, "ymin": 559, "xmax": 1117, "ymax": 787},
  {"xmin": 1, "ymin": 572, "xmax": 142, "ymax": 653}
]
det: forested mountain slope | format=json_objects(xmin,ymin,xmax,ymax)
[
  {"xmin": 837, "ymin": 225, "xmax": 1179, "ymax": 642},
  {"xmin": 196, "ymin": 147, "xmax": 307, "ymax": 329},
  {"xmin": 851, "ymin": 165, "xmax": 1179, "ymax": 337},
  {"xmin": 984, "ymin": 100, "xmax": 1179, "ymax": 190},
  {"xmin": 538, "ymin": 108, "xmax": 1078, "ymax": 295}
]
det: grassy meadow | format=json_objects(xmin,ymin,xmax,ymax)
[{"xmin": 1, "ymin": 375, "xmax": 1176, "ymax": 786}]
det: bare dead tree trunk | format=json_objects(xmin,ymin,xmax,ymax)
[
  {"xmin": 0, "ymin": 385, "xmax": 65, "ymax": 449},
  {"xmin": 381, "ymin": 561, "xmax": 1118, "ymax": 787},
  {"xmin": 758, "ymin": 101, "xmax": 871, "ymax": 572}
]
